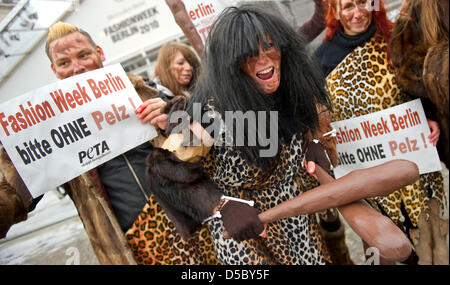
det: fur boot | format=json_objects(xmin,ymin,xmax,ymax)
[
  {"xmin": 428, "ymin": 198, "xmax": 449, "ymax": 265},
  {"xmin": 318, "ymin": 208, "xmax": 354, "ymax": 265},
  {"xmin": 410, "ymin": 208, "xmax": 434, "ymax": 265},
  {"xmin": 410, "ymin": 199, "xmax": 449, "ymax": 265}
]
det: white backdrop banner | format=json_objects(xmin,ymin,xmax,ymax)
[
  {"xmin": 0, "ymin": 64, "xmax": 157, "ymax": 197},
  {"xmin": 331, "ymin": 99, "xmax": 442, "ymax": 178}
]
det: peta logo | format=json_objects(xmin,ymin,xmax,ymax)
[{"xmin": 78, "ymin": 140, "xmax": 110, "ymax": 165}]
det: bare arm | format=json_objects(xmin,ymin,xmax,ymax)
[
  {"xmin": 298, "ymin": 0, "xmax": 327, "ymax": 43},
  {"xmin": 259, "ymin": 160, "xmax": 419, "ymax": 222},
  {"xmin": 165, "ymin": 0, "xmax": 205, "ymax": 56},
  {"xmin": 258, "ymin": 160, "xmax": 418, "ymax": 261},
  {"xmin": 338, "ymin": 200, "xmax": 413, "ymax": 262}
]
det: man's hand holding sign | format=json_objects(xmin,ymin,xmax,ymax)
[{"xmin": 0, "ymin": 21, "xmax": 218, "ymax": 265}]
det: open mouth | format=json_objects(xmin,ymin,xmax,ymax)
[{"xmin": 256, "ymin": 67, "xmax": 274, "ymax": 81}]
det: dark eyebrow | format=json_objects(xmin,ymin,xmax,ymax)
[
  {"xmin": 54, "ymin": 47, "xmax": 93, "ymax": 64},
  {"xmin": 77, "ymin": 48, "xmax": 92, "ymax": 55},
  {"xmin": 54, "ymin": 56, "xmax": 69, "ymax": 64}
]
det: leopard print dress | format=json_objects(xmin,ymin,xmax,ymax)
[
  {"xmin": 326, "ymin": 35, "xmax": 446, "ymax": 228},
  {"xmin": 199, "ymin": 128, "xmax": 331, "ymax": 265},
  {"xmin": 125, "ymin": 195, "xmax": 220, "ymax": 265}
]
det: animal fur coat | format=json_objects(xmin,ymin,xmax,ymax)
[
  {"xmin": 0, "ymin": 73, "xmax": 160, "ymax": 264},
  {"xmin": 390, "ymin": 18, "xmax": 449, "ymax": 169}
]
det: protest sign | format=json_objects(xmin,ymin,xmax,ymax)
[
  {"xmin": 183, "ymin": 0, "xmax": 227, "ymax": 43},
  {"xmin": 0, "ymin": 64, "xmax": 157, "ymax": 198},
  {"xmin": 331, "ymin": 99, "xmax": 442, "ymax": 179}
]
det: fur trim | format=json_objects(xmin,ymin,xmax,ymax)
[
  {"xmin": 0, "ymin": 148, "xmax": 33, "ymax": 208},
  {"xmin": 423, "ymin": 43, "xmax": 449, "ymax": 168},
  {"xmin": 127, "ymin": 73, "xmax": 160, "ymax": 102},
  {"xmin": 390, "ymin": 19, "xmax": 428, "ymax": 98},
  {"xmin": 0, "ymin": 178, "xmax": 27, "ymax": 238}
]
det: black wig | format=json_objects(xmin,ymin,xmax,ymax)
[{"xmin": 186, "ymin": 5, "xmax": 331, "ymax": 170}]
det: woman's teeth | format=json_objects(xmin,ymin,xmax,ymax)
[
  {"xmin": 256, "ymin": 67, "xmax": 274, "ymax": 80},
  {"xmin": 257, "ymin": 67, "xmax": 273, "ymax": 75}
]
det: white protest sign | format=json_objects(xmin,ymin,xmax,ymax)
[
  {"xmin": 0, "ymin": 64, "xmax": 157, "ymax": 198},
  {"xmin": 183, "ymin": 0, "xmax": 227, "ymax": 44},
  {"xmin": 331, "ymin": 99, "xmax": 442, "ymax": 179}
]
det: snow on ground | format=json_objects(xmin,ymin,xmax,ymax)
[
  {"xmin": 0, "ymin": 190, "xmax": 99, "ymax": 265},
  {"xmin": 0, "ymin": 216, "xmax": 98, "ymax": 265}
]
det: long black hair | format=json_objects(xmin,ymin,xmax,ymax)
[{"xmin": 186, "ymin": 5, "xmax": 330, "ymax": 170}]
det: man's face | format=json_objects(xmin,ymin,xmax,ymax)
[
  {"xmin": 49, "ymin": 32, "xmax": 105, "ymax": 79},
  {"xmin": 241, "ymin": 41, "xmax": 282, "ymax": 94}
]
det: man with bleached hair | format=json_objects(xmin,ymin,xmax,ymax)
[{"xmin": 0, "ymin": 22, "xmax": 218, "ymax": 265}]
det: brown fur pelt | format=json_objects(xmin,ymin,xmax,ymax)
[
  {"xmin": 0, "ymin": 148, "xmax": 32, "ymax": 210},
  {"xmin": 424, "ymin": 43, "xmax": 450, "ymax": 112},
  {"xmin": 161, "ymin": 95, "xmax": 188, "ymax": 135},
  {"xmin": 0, "ymin": 178, "xmax": 27, "ymax": 238},
  {"xmin": 389, "ymin": 17, "xmax": 429, "ymax": 99},
  {"xmin": 127, "ymin": 73, "xmax": 160, "ymax": 102},
  {"xmin": 423, "ymin": 42, "xmax": 449, "ymax": 168},
  {"xmin": 390, "ymin": 0, "xmax": 449, "ymax": 100},
  {"xmin": 390, "ymin": 1, "xmax": 449, "ymax": 168},
  {"xmin": 146, "ymin": 148, "xmax": 223, "ymax": 239}
]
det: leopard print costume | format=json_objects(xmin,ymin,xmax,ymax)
[
  {"xmin": 326, "ymin": 35, "xmax": 447, "ymax": 228},
  {"xmin": 199, "ymin": 117, "xmax": 331, "ymax": 264},
  {"xmin": 125, "ymin": 195, "xmax": 220, "ymax": 265}
]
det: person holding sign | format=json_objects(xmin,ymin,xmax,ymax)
[
  {"xmin": 127, "ymin": 41, "xmax": 219, "ymax": 265},
  {"xmin": 140, "ymin": 5, "xmax": 419, "ymax": 265},
  {"xmin": 313, "ymin": 0, "xmax": 447, "ymax": 264},
  {"xmin": 143, "ymin": 5, "xmax": 333, "ymax": 265},
  {"xmin": 0, "ymin": 22, "xmax": 219, "ymax": 265}
]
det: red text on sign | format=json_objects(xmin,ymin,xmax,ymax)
[
  {"xmin": 390, "ymin": 108, "xmax": 421, "ymax": 131},
  {"xmin": 360, "ymin": 117, "xmax": 390, "ymax": 138},
  {"xmin": 189, "ymin": 3, "xmax": 215, "ymax": 21},
  {"xmin": 87, "ymin": 73, "xmax": 126, "ymax": 99},
  {"xmin": 388, "ymin": 137, "xmax": 420, "ymax": 156},
  {"xmin": 50, "ymin": 83, "xmax": 92, "ymax": 113},
  {"xmin": 91, "ymin": 104, "xmax": 130, "ymax": 131},
  {"xmin": 1, "ymin": 100, "xmax": 56, "ymax": 137}
]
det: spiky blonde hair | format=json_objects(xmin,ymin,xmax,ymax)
[{"xmin": 45, "ymin": 21, "xmax": 96, "ymax": 61}]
